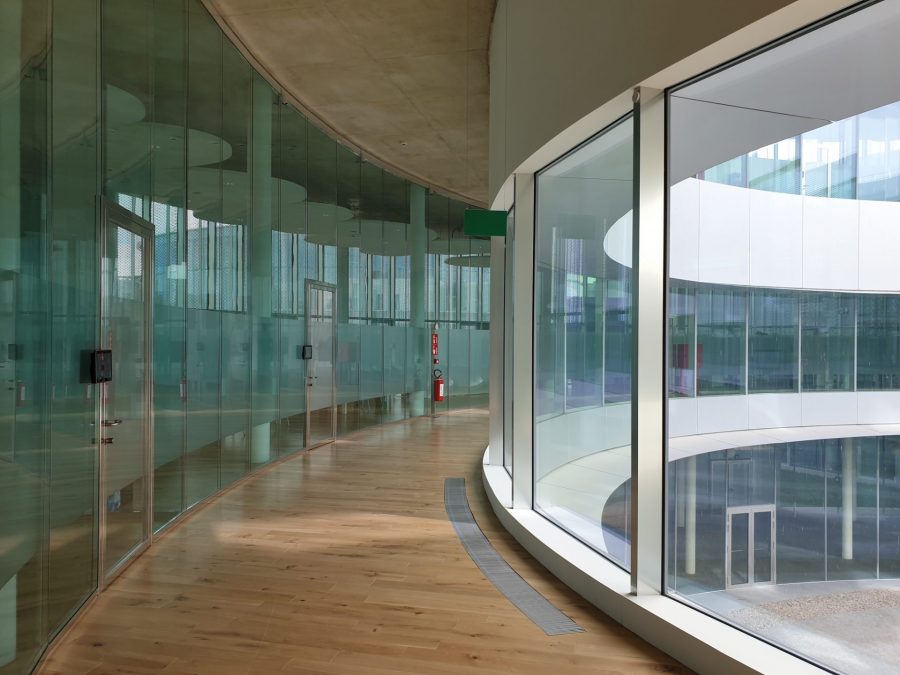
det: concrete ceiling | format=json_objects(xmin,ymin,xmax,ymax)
[{"xmin": 203, "ymin": 0, "xmax": 493, "ymax": 207}]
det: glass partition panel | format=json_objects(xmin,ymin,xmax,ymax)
[
  {"xmin": 151, "ymin": 0, "xmax": 187, "ymax": 531},
  {"xmin": 49, "ymin": 0, "xmax": 99, "ymax": 634},
  {"xmin": 184, "ymin": 4, "xmax": 223, "ymax": 507},
  {"xmin": 534, "ymin": 117, "xmax": 633, "ymax": 569},
  {"xmin": 858, "ymin": 294, "xmax": 900, "ymax": 390},
  {"xmin": 218, "ymin": 41, "xmax": 251, "ymax": 485},
  {"xmin": 0, "ymin": 0, "xmax": 490, "ymax": 669},
  {"xmin": 668, "ymin": 285, "xmax": 695, "ymax": 398},
  {"xmin": 0, "ymin": 1, "xmax": 50, "ymax": 671}
]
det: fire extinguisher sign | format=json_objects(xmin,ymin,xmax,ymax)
[{"xmin": 431, "ymin": 333, "xmax": 438, "ymax": 357}]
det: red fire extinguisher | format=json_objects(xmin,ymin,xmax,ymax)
[{"xmin": 433, "ymin": 368, "xmax": 445, "ymax": 402}]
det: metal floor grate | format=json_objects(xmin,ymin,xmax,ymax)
[{"xmin": 444, "ymin": 477, "xmax": 584, "ymax": 636}]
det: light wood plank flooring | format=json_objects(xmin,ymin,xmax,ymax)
[{"xmin": 38, "ymin": 410, "xmax": 689, "ymax": 674}]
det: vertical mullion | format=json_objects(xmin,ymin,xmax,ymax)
[
  {"xmin": 631, "ymin": 87, "xmax": 666, "ymax": 595},
  {"xmin": 513, "ymin": 172, "xmax": 535, "ymax": 509}
]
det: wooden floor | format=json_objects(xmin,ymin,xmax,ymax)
[{"xmin": 38, "ymin": 410, "xmax": 689, "ymax": 675}]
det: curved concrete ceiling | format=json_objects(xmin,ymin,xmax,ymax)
[{"xmin": 202, "ymin": 0, "xmax": 493, "ymax": 206}]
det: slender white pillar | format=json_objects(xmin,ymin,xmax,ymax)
[
  {"xmin": 488, "ymin": 235, "xmax": 505, "ymax": 468},
  {"xmin": 686, "ymin": 456, "xmax": 697, "ymax": 576},
  {"xmin": 842, "ymin": 438, "xmax": 854, "ymax": 560},
  {"xmin": 511, "ymin": 173, "xmax": 535, "ymax": 509},
  {"xmin": 631, "ymin": 87, "xmax": 666, "ymax": 595},
  {"xmin": 251, "ymin": 422, "xmax": 271, "ymax": 465},
  {"xmin": 0, "ymin": 574, "xmax": 15, "ymax": 666}
]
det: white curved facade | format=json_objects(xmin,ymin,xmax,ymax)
[{"xmin": 605, "ymin": 179, "xmax": 900, "ymax": 293}]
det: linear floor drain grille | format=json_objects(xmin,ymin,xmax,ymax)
[{"xmin": 444, "ymin": 477, "xmax": 584, "ymax": 636}]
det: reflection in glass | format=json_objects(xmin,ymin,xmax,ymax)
[
  {"xmin": 534, "ymin": 117, "xmax": 633, "ymax": 569},
  {"xmin": 667, "ymin": 5, "xmax": 900, "ymax": 670},
  {"xmin": 729, "ymin": 512, "xmax": 749, "ymax": 586},
  {"xmin": 753, "ymin": 510, "xmax": 772, "ymax": 583},
  {"xmin": 696, "ymin": 286, "xmax": 745, "ymax": 395},
  {"xmin": 0, "ymin": 0, "xmax": 490, "ymax": 671},
  {"xmin": 668, "ymin": 285, "xmax": 695, "ymax": 397},
  {"xmin": 101, "ymin": 222, "xmax": 149, "ymax": 577},
  {"xmin": 748, "ymin": 290, "xmax": 797, "ymax": 393},
  {"xmin": 801, "ymin": 292, "xmax": 854, "ymax": 391}
]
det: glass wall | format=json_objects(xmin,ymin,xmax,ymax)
[
  {"xmin": 0, "ymin": 1, "xmax": 489, "ymax": 673},
  {"xmin": 668, "ymin": 435, "xmax": 893, "ymax": 671},
  {"xmin": 667, "ymin": 3, "xmax": 900, "ymax": 672},
  {"xmin": 664, "ymin": 284, "xmax": 900, "ymax": 398},
  {"xmin": 533, "ymin": 117, "xmax": 633, "ymax": 569}
]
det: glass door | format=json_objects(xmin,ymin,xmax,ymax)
[
  {"xmin": 726, "ymin": 505, "xmax": 775, "ymax": 588},
  {"xmin": 99, "ymin": 201, "xmax": 152, "ymax": 585},
  {"xmin": 305, "ymin": 281, "xmax": 336, "ymax": 448}
]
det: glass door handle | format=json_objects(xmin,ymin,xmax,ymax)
[{"xmin": 102, "ymin": 419, "xmax": 123, "ymax": 427}]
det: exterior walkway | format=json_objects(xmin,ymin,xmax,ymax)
[{"xmin": 38, "ymin": 410, "xmax": 688, "ymax": 674}]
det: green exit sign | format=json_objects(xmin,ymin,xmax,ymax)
[{"xmin": 464, "ymin": 209, "xmax": 506, "ymax": 237}]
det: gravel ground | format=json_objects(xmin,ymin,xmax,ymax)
[{"xmin": 730, "ymin": 587, "xmax": 900, "ymax": 631}]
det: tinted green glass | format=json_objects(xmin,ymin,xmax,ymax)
[
  {"xmin": 103, "ymin": 0, "xmax": 152, "ymax": 213},
  {"xmin": 151, "ymin": 0, "xmax": 187, "ymax": 532},
  {"xmin": 0, "ymin": 1, "xmax": 489, "ymax": 670},
  {"xmin": 748, "ymin": 289, "xmax": 798, "ymax": 393},
  {"xmin": 801, "ymin": 292, "xmax": 854, "ymax": 392},
  {"xmin": 697, "ymin": 286, "xmax": 746, "ymax": 395},
  {"xmin": 218, "ymin": 41, "xmax": 251, "ymax": 485},
  {"xmin": 858, "ymin": 294, "xmax": 900, "ymax": 390},
  {"xmin": 668, "ymin": 285, "xmax": 695, "ymax": 397},
  {"xmin": 49, "ymin": 0, "xmax": 99, "ymax": 631},
  {"xmin": 185, "ymin": 4, "xmax": 223, "ymax": 506},
  {"xmin": 0, "ymin": 1, "xmax": 50, "ymax": 671}
]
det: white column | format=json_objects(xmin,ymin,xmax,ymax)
[
  {"xmin": 251, "ymin": 422, "xmax": 271, "ymax": 465},
  {"xmin": 631, "ymin": 87, "xmax": 666, "ymax": 595},
  {"xmin": 512, "ymin": 173, "xmax": 535, "ymax": 509},
  {"xmin": 0, "ymin": 575, "xmax": 15, "ymax": 666},
  {"xmin": 842, "ymin": 438, "xmax": 855, "ymax": 560},
  {"xmin": 488, "ymin": 234, "xmax": 505, "ymax": 468},
  {"xmin": 686, "ymin": 456, "xmax": 697, "ymax": 576}
]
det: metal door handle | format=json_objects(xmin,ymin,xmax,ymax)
[{"xmin": 102, "ymin": 419, "xmax": 123, "ymax": 427}]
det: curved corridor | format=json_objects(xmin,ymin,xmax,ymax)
[{"xmin": 37, "ymin": 411, "xmax": 686, "ymax": 675}]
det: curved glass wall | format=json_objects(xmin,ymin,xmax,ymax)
[
  {"xmin": 0, "ymin": 1, "xmax": 489, "ymax": 673},
  {"xmin": 488, "ymin": 1, "xmax": 900, "ymax": 674},
  {"xmin": 666, "ymin": 3, "xmax": 900, "ymax": 672},
  {"xmin": 662, "ymin": 285, "xmax": 900, "ymax": 398},
  {"xmin": 533, "ymin": 117, "xmax": 633, "ymax": 569}
]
